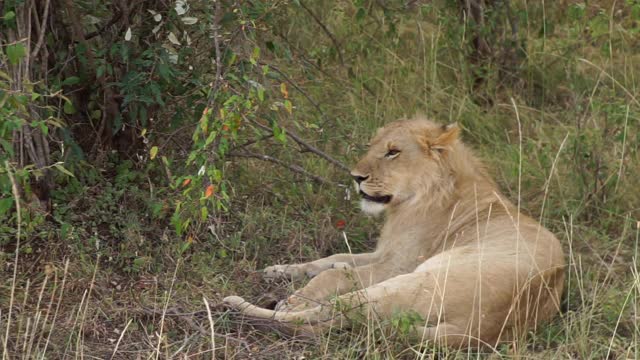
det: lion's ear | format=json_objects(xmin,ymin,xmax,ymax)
[{"xmin": 431, "ymin": 123, "xmax": 460, "ymax": 151}]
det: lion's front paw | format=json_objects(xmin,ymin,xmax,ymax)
[
  {"xmin": 331, "ymin": 262, "xmax": 352, "ymax": 270},
  {"xmin": 223, "ymin": 296, "xmax": 248, "ymax": 311},
  {"xmin": 263, "ymin": 264, "xmax": 306, "ymax": 280},
  {"xmin": 275, "ymin": 295, "xmax": 318, "ymax": 312}
]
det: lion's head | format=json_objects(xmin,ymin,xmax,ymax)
[{"xmin": 351, "ymin": 117, "xmax": 461, "ymax": 215}]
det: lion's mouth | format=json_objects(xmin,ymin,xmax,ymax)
[{"xmin": 359, "ymin": 191, "xmax": 392, "ymax": 204}]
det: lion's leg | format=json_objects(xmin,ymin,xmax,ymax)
[
  {"xmin": 225, "ymin": 272, "xmax": 439, "ymax": 332},
  {"xmin": 223, "ymin": 295, "xmax": 343, "ymax": 332},
  {"xmin": 282, "ymin": 264, "xmax": 399, "ymax": 310},
  {"xmin": 263, "ymin": 252, "xmax": 381, "ymax": 281}
]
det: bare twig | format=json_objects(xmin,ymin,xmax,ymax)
[
  {"xmin": 247, "ymin": 117, "xmax": 350, "ymax": 173},
  {"xmin": 208, "ymin": 0, "xmax": 223, "ymax": 108},
  {"xmin": 6, "ymin": 1, "xmax": 54, "ymax": 210},
  {"xmin": 259, "ymin": 62, "xmax": 332, "ymax": 126},
  {"xmin": 30, "ymin": 0, "xmax": 50, "ymax": 58},
  {"xmin": 85, "ymin": 9, "xmax": 123, "ymax": 40},
  {"xmin": 298, "ymin": 0, "xmax": 344, "ymax": 66},
  {"xmin": 228, "ymin": 134, "xmax": 273, "ymax": 153},
  {"xmin": 229, "ymin": 150, "xmax": 339, "ymax": 187},
  {"xmin": 274, "ymin": 31, "xmax": 376, "ymax": 97},
  {"xmin": 62, "ymin": 0, "xmax": 95, "ymax": 68}
]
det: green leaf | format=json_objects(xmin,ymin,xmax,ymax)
[
  {"xmin": 284, "ymin": 100, "xmax": 293, "ymax": 114},
  {"xmin": 39, "ymin": 121, "xmax": 48, "ymax": 136},
  {"xmin": 0, "ymin": 70, "xmax": 11, "ymax": 81},
  {"xmin": 90, "ymin": 109, "xmax": 102, "ymax": 120},
  {"xmin": 588, "ymin": 14, "xmax": 608, "ymax": 38},
  {"xmin": 150, "ymin": 146, "xmax": 158, "ymax": 160},
  {"xmin": 133, "ymin": 257, "xmax": 146, "ymax": 269},
  {"xmin": 273, "ymin": 124, "xmax": 287, "ymax": 144},
  {"xmin": 158, "ymin": 63, "xmax": 172, "ymax": 82},
  {"xmin": 568, "ymin": 4, "xmax": 585, "ymax": 21},
  {"xmin": 186, "ymin": 151, "xmax": 197, "ymax": 165},
  {"xmin": 211, "ymin": 168, "xmax": 222, "ymax": 182},
  {"xmin": 63, "ymin": 101, "xmax": 76, "ymax": 114},
  {"xmin": 54, "ymin": 163, "xmax": 75, "ymax": 177},
  {"xmin": 251, "ymin": 46, "xmax": 260, "ymax": 62},
  {"xmin": 96, "ymin": 65, "xmax": 105, "ymax": 78},
  {"xmin": 179, "ymin": 240, "xmax": 192, "ymax": 254},
  {"xmin": 265, "ymin": 41, "xmax": 275, "ymax": 52},
  {"xmin": 171, "ymin": 210, "xmax": 183, "ymax": 236},
  {"xmin": 0, "ymin": 139, "xmax": 13, "ymax": 154},
  {"xmin": 15, "ymin": 95, "xmax": 28, "ymax": 105},
  {"xmin": 6, "ymin": 43, "xmax": 26, "ymax": 65},
  {"xmin": 204, "ymin": 130, "xmax": 217, "ymax": 146},
  {"xmin": 61, "ymin": 76, "xmax": 81, "ymax": 86},
  {"xmin": 3, "ymin": 11, "xmax": 15, "ymax": 21},
  {"xmin": 0, "ymin": 198, "xmax": 14, "ymax": 216},
  {"xmin": 632, "ymin": 4, "xmax": 640, "ymax": 20},
  {"xmin": 60, "ymin": 222, "xmax": 72, "ymax": 239}
]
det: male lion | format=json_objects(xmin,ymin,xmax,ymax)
[{"xmin": 224, "ymin": 117, "xmax": 565, "ymax": 348}]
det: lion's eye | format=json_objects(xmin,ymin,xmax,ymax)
[{"xmin": 385, "ymin": 149, "xmax": 400, "ymax": 158}]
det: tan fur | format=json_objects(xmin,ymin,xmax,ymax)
[{"xmin": 224, "ymin": 117, "xmax": 565, "ymax": 348}]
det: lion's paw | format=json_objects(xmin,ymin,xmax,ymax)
[
  {"xmin": 274, "ymin": 299, "xmax": 289, "ymax": 311},
  {"xmin": 275, "ymin": 295, "xmax": 318, "ymax": 312},
  {"xmin": 263, "ymin": 264, "xmax": 305, "ymax": 280},
  {"xmin": 331, "ymin": 262, "xmax": 352, "ymax": 270},
  {"xmin": 223, "ymin": 296, "xmax": 246, "ymax": 309}
]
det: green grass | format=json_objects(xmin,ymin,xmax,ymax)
[{"xmin": 2, "ymin": 0, "xmax": 640, "ymax": 358}]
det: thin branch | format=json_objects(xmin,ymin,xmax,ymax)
[
  {"xmin": 298, "ymin": 0, "xmax": 344, "ymax": 66},
  {"xmin": 85, "ymin": 9, "xmax": 123, "ymax": 40},
  {"xmin": 207, "ymin": 0, "xmax": 223, "ymax": 108},
  {"xmin": 229, "ymin": 150, "xmax": 339, "ymax": 187},
  {"xmin": 259, "ymin": 62, "xmax": 332, "ymax": 126},
  {"xmin": 274, "ymin": 30, "xmax": 374, "ymax": 96},
  {"xmin": 30, "ymin": 0, "xmax": 50, "ymax": 58},
  {"xmin": 62, "ymin": 0, "xmax": 94, "ymax": 66},
  {"xmin": 247, "ymin": 117, "xmax": 350, "ymax": 173},
  {"xmin": 228, "ymin": 134, "xmax": 273, "ymax": 152}
]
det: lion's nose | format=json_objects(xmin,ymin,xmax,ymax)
[{"xmin": 352, "ymin": 174, "xmax": 369, "ymax": 184}]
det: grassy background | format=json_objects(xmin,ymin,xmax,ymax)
[{"xmin": 2, "ymin": 0, "xmax": 640, "ymax": 358}]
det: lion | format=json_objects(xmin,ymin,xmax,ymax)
[{"xmin": 224, "ymin": 117, "xmax": 565, "ymax": 348}]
